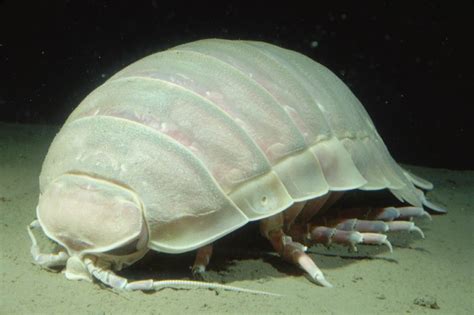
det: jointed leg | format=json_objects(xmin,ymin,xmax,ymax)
[
  {"xmin": 309, "ymin": 226, "xmax": 393, "ymax": 252},
  {"xmin": 305, "ymin": 211, "xmax": 426, "ymax": 252},
  {"xmin": 27, "ymin": 220, "xmax": 69, "ymax": 269},
  {"xmin": 304, "ymin": 203, "xmax": 428, "ymax": 250},
  {"xmin": 330, "ymin": 206, "xmax": 431, "ymax": 222},
  {"xmin": 332, "ymin": 218, "xmax": 425, "ymax": 238},
  {"xmin": 260, "ymin": 213, "xmax": 332, "ymax": 287},
  {"xmin": 285, "ymin": 191, "xmax": 430, "ymax": 253},
  {"xmin": 192, "ymin": 244, "xmax": 213, "ymax": 277}
]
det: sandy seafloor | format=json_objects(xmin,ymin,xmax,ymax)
[{"xmin": 0, "ymin": 122, "xmax": 472, "ymax": 315}]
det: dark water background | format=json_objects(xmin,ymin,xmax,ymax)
[{"xmin": 0, "ymin": 1, "xmax": 472, "ymax": 169}]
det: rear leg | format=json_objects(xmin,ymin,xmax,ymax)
[
  {"xmin": 314, "ymin": 204, "xmax": 429, "ymax": 240},
  {"xmin": 287, "ymin": 193, "xmax": 430, "ymax": 252},
  {"xmin": 309, "ymin": 225, "xmax": 393, "ymax": 252},
  {"xmin": 305, "ymin": 207, "xmax": 428, "ymax": 252},
  {"xmin": 329, "ymin": 205, "xmax": 431, "ymax": 222}
]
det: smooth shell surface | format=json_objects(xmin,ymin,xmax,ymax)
[{"xmin": 40, "ymin": 39, "xmax": 421, "ymax": 253}]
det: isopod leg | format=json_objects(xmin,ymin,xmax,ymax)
[
  {"xmin": 333, "ymin": 218, "xmax": 425, "ymax": 238},
  {"xmin": 309, "ymin": 226, "xmax": 393, "ymax": 252},
  {"xmin": 304, "ymin": 204, "xmax": 429, "ymax": 249},
  {"xmin": 192, "ymin": 244, "xmax": 213, "ymax": 277},
  {"xmin": 27, "ymin": 220, "xmax": 69, "ymax": 269},
  {"xmin": 332, "ymin": 206, "xmax": 431, "ymax": 221},
  {"xmin": 371, "ymin": 206, "xmax": 432, "ymax": 221},
  {"xmin": 260, "ymin": 214, "xmax": 332, "ymax": 287}
]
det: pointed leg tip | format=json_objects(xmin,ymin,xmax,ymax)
[
  {"xmin": 383, "ymin": 239, "xmax": 393, "ymax": 253},
  {"xmin": 423, "ymin": 211, "xmax": 433, "ymax": 221},
  {"xmin": 302, "ymin": 259, "xmax": 333, "ymax": 288},
  {"xmin": 412, "ymin": 226, "xmax": 425, "ymax": 239},
  {"xmin": 191, "ymin": 265, "xmax": 206, "ymax": 280},
  {"xmin": 315, "ymin": 276, "xmax": 333, "ymax": 288}
]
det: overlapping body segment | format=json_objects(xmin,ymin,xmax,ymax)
[
  {"xmin": 42, "ymin": 39, "xmax": 430, "ymax": 251},
  {"xmin": 30, "ymin": 39, "xmax": 444, "ymax": 292}
]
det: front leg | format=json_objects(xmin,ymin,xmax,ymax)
[
  {"xmin": 191, "ymin": 244, "xmax": 213, "ymax": 279},
  {"xmin": 27, "ymin": 220, "xmax": 69, "ymax": 269},
  {"xmin": 260, "ymin": 213, "xmax": 332, "ymax": 287}
]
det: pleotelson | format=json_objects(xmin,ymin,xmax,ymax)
[{"xmin": 39, "ymin": 39, "xmax": 421, "ymax": 253}]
